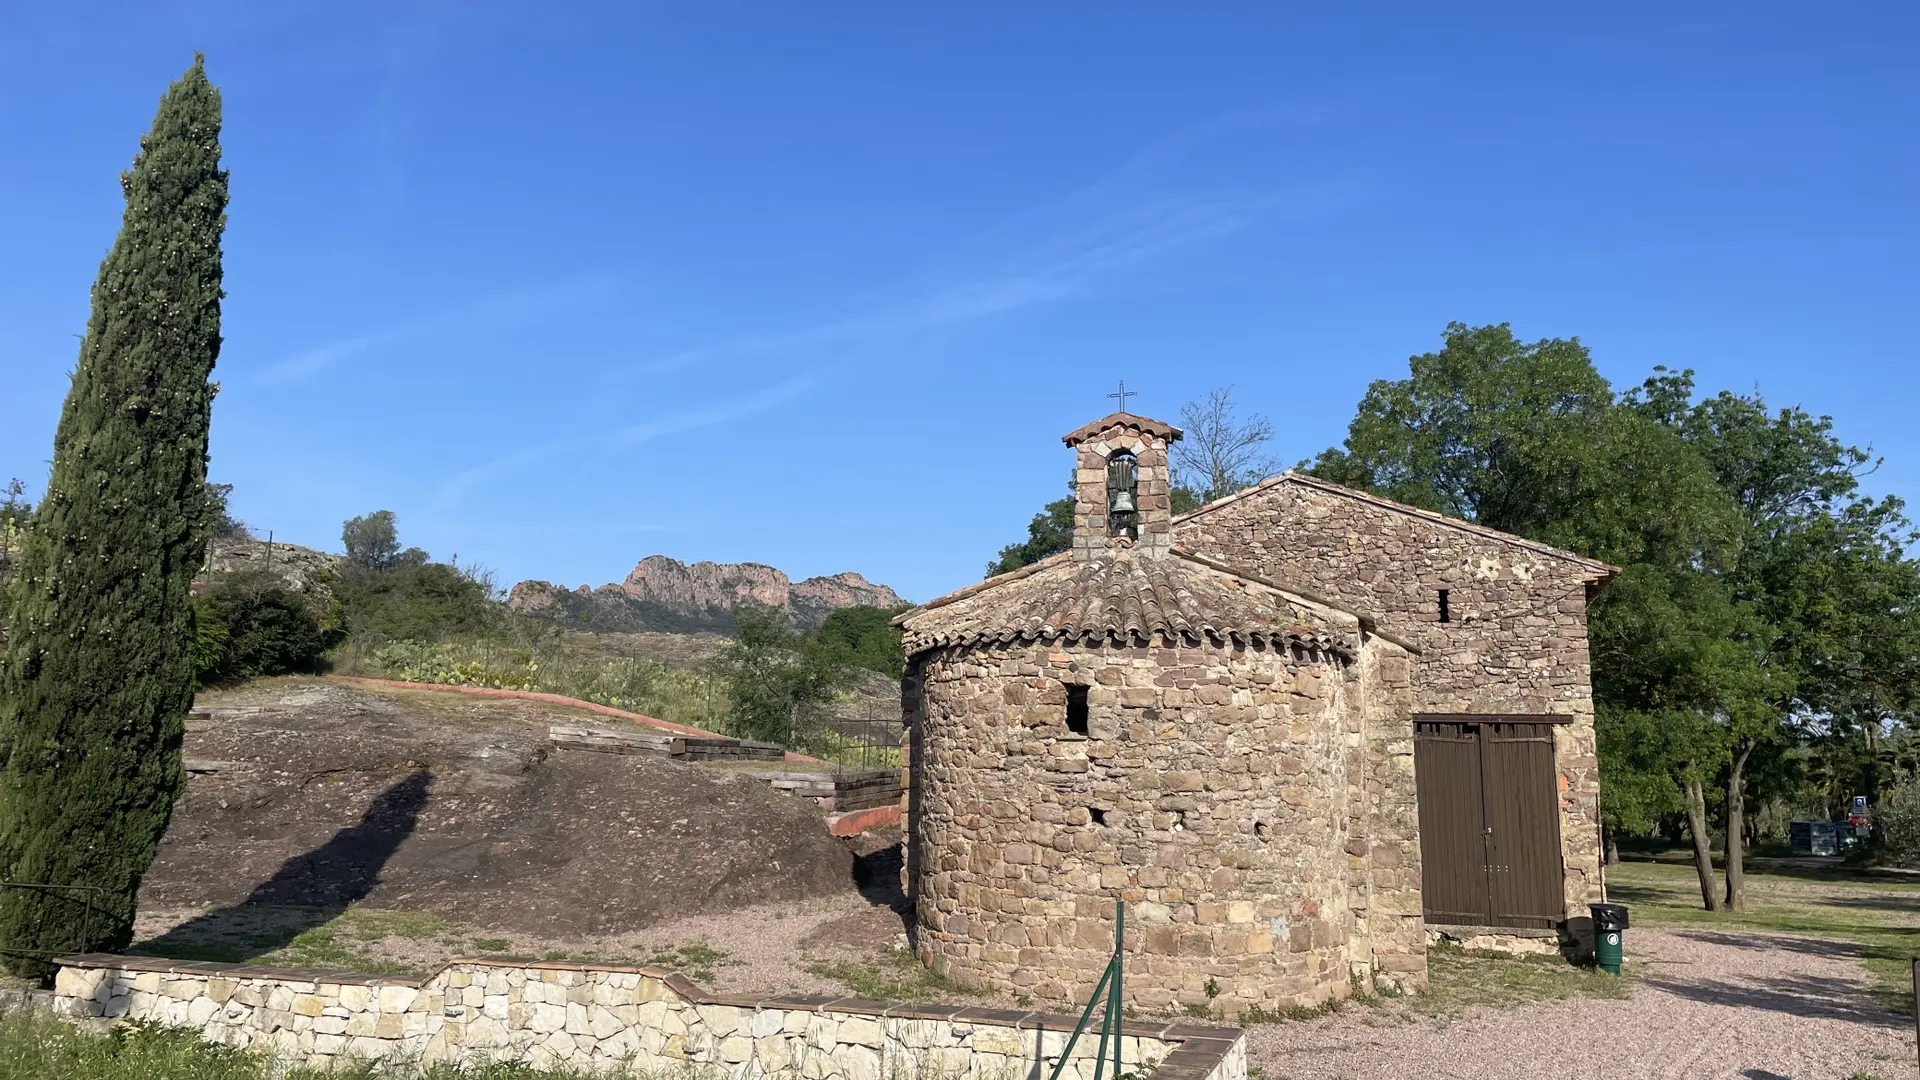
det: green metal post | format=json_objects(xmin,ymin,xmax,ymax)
[
  {"xmin": 1091, "ymin": 966, "xmax": 1113, "ymax": 1080},
  {"xmin": 1113, "ymin": 900, "xmax": 1125, "ymax": 1079},
  {"xmin": 1046, "ymin": 960, "xmax": 1115, "ymax": 1080}
]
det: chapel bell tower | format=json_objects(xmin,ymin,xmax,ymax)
[{"xmin": 1061, "ymin": 387, "xmax": 1182, "ymax": 560}]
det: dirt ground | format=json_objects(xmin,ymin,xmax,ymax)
[
  {"xmin": 138, "ymin": 678, "xmax": 890, "ymax": 965},
  {"xmin": 1247, "ymin": 928, "xmax": 1918, "ymax": 1080}
]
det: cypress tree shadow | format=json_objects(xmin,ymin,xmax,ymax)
[{"xmin": 137, "ymin": 770, "xmax": 431, "ymax": 964}]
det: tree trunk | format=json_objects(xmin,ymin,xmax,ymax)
[
  {"xmin": 1724, "ymin": 742, "xmax": 1753, "ymax": 912},
  {"xmin": 1864, "ymin": 716, "xmax": 1886, "ymax": 850},
  {"xmin": 1684, "ymin": 773, "xmax": 1722, "ymax": 911}
]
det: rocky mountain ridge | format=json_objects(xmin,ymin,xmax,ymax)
[{"xmin": 508, "ymin": 554, "xmax": 907, "ymax": 633}]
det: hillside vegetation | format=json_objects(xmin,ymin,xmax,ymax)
[{"xmin": 188, "ymin": 509, "xmax": 906, "ymax": 762}]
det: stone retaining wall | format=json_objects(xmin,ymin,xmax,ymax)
[{"xmin": 51, "ymin": 954, "xmax": 1244, "ymax": 1080}]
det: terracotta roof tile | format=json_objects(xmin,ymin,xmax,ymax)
[
  {"xmin": 1061, "ymin": 411, "xmax": 1184, "ymax": 447},
  {"xmin": 897, "ymin": 547, "xmax": 1356, "ymax": 659}
]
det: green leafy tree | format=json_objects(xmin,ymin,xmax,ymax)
[
  {"xmin": 1643, "ymin": 377, "xmax": 1920, "ymax": 902},
  {"xmin": 342, "ymin": 510, "xmax": 403, "ymax": 572},
  {"xmin": 0, "ymin": 58, "xmax": 226, "ymax": 978},
  {"xmin": 720, "ymin": 603, "xmax": 855, "ymax": 742},
  {"xmin": 332, "ymin": 511, "xmax": 490, "ymax": 643},
  {"xmin": 987, "ymin": 487, "xmax": 1076, "ymax": 577},
  {"xmin": 205, "ymin": 481, "xmax": 247, "ymax": 540},
  {"xmin": 1308, "ymin": 323, "xmax": 1776, "ymax": 910},
  {"xmin": 1878, "ymin": 774, "xmax": 1920, "ymax": 867},
  {"xmin": 810, "ymin": 604, "xmax": 911, "ymax": 678},
  {"xmin": 1307, "ymin": 322, "xmax": 1615, "ymax": 537}
]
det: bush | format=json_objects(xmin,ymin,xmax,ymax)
[
  {"xmin": 1877, "ymin": 776, "xmax": 1920, "ymax": 867},
  {"xmin": 335, "ymin": 561, "xmax": 499, "ymax": 644},
  {"xmin": 192, "ymin": 571, "xmax": 334, "ymax": 684},
  {"xmin": 811, "ymin": 604, "xmax": 910, "ymax": 678}
]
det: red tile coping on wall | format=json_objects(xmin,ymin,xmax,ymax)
[
  {"xmin": 52, "ymin": 952, "xmax": 1242, "ymax": 1077},
  {"xmin": 321, "ymin": 675, "xmax": 827, "ymax": 765},
  {"xmin": 827, "ymin": 803, "xmax": 901, "ymax": 837}
]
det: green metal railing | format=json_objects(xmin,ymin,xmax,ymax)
[
  {"xmin": 1048, "ymin": 900, "xmax": 1127, "ymax": 1080},
  {"xmin": 0, "ymin": 881, "xmax": 103, "ymax": 959}
]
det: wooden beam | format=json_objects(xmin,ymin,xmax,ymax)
[{"xmin": 550, "ymin": 724, "xmax": 686, "ymax": 756}]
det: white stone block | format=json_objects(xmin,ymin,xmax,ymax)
[
  {"xmin": 379, "ymin": 985, "xmax": 418, "ymax": 1014},
  {"xmin": 841, "ymin": 1043, "xmax": 882, "ymax": 1080},
  {"xmin": 313, "ymin": 1032, "xmax": 346, "ymax": 1054},
  {"xmin": 531, "ymin": 1002, "xmax": 566, "ymax": 1033},
  {"xmin": 599, "ymin": 1027, "xmax": 637, "ymax": 1061},
  {"xmin": 749, "ymin": 1009, "xmax": 785, "ymax": 1038},
  {"xmin": 840, "ymin": 1015, "xmax": 884, "ymax": 1049},
  {"xmin": 589, "ymin": 1005, "xmax": 624, "ymax": 1040},
  {"xmin": 757, "ymin": 1035, "xmax": 796, "ymax": 1073}
]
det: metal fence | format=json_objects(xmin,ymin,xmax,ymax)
[{"xmin": 0, "ymin": 881, "xmax": 104, "ymax": 960}]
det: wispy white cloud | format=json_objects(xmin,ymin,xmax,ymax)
[
  {"xmin": 441, "ymin": 106, "xmax": 1348, "ymax": 508},
  {"xmin": 431, "ymin": 370, "xmax": 824, "ymax": 510},
  {"xmin": 255, "ymin": 276, "xmax": 616, "ymax": 383},
  {"xmin": 638, "ymin": 197, "xmax": 1249, "ymax": 378}
]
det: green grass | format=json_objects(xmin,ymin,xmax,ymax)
[
  {"xmin": 470, "ymin": 939, "xmax": 509, "ymax": 953},
  {"xmin": 642, "ymin": 942, "xmax": 732, "ymax": 983},
  {"xmin": 0, "ymin": 1010, "xmax": 726, "ymax": 1079},
  {"xmin": 1603, "ymin": 859, "xmax": 1920, "ymax": 1014},
  {"xmin": 804, "ymin": 948, "xmax": 958, "ymax": 1002},
  {"xmin": 1417, "ymin": 943, "xmax": 1631, "ymax": 1013}
]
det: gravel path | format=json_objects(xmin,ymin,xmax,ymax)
[{"xmin": 1248, "ymin": 929, "xmax": 1917, "ymax": 1080}]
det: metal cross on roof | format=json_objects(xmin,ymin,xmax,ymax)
[{"xmin": 1107, "ymin": 380, "xmax": 1136, "ymax": 413}]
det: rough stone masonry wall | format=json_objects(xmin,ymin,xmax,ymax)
[
  {"xmin": 910, "ymin": 635, "xmax": 1421, "ymax": 1018},
  {"xmin": 1175, "ymin": 478, "xmax": 1605, "ymax": 918},
  {"xmin": 51, "ymin": 954, "xmax": 1245, "ymax": 1080}
]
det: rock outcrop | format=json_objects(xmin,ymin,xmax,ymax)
[
  {"xmin": 195, "ymin": 533, "xmax": 340, "ymax": 602},
  {"xmin": 509, "ymin": 555, "xmax": 905, "ymax": 633}
]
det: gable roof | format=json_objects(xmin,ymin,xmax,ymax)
[
  {"xmin": 1174, "ymin": 471, "xmax": 1620, "ymax": 581},
  {"xmin": 892, "ymin": 546, "xmax": 1358, "ymax": 660}
]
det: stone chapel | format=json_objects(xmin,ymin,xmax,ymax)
[{"xmin": 892, "ymin": 409, "xmax": 1615, "ymax": 1016}]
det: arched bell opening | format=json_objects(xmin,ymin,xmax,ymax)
[{"xmin": 1107, "ymin": 451, "xmax": 1139, "ymax": 540}]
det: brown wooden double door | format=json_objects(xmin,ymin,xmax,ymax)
[{"xmin": 1414, "ymin": 719, "xmax": 1565, "ymax": 929}]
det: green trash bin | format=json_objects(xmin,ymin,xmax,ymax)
[{"xmin": 1590, "ymin": 903, "xmax": 1629, "ymax": 975}]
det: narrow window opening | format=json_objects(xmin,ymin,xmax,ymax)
[
  {"xmin": 1066, "ymin": 685, "xmax": 1090, "ymax": 735},
  {"xmin": 1090, "ymin": 807, "xmax": 1107, "ymax": 826},
  {"xmin": 1437, "ymin": 588, "xmax": 1451, "ymax": 624},
  {"xmin": 1106, "ymin": 452, "xmax": 1139, "ymax": 540}
]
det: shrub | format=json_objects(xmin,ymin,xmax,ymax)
[
  {"xmin": 193, "ymin": 571, "xmax": 333, "ymax": 684},
  {"xmin": 1877, "ymin": 776, "xmax": 1920, "ymax": 867},
  {"xmin": 335, "ymin": 561, "xmax": 499, "ymax": 644}
]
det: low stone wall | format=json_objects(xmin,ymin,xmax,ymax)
[{"xmin": 52, "ymin": 954, "xmax": 1245, "ymax": 1080}]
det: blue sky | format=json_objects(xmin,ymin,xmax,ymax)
[{"xmin": 2, "ymin": 4, "xmax": 1915, "ymax": 602}]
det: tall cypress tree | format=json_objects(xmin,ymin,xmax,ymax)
[{"xmin": 0, "ymin": 57, "xmax": 226, "ymax": 980}]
